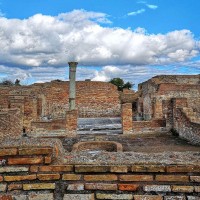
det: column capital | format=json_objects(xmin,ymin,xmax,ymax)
[{"xmin": 68, "ymin": 62, "xmax": 78, "ymax": 67}]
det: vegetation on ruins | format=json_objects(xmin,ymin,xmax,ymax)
[
  {"xmin": 109, "ymin": 77, "xmax": 133, "ymax": 91},
  {"xmin": 0, "ymin": 79, "xmax": 21, "ymax": 86}
]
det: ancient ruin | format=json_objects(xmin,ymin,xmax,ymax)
[{"xmin": 0, "ymin": 63, "xmax": 199, "ymax": 199}]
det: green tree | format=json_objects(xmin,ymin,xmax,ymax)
[
  {"xmin": 109, "ymin": 78, "xmax": 133, "ymax": 91},
  {"xmin": 15, "ymin": 79, "xmax": 21, "ymax": 86},
  {"xmin": 0, "ymin": 80, "xmax": 14, "ymax": 86}
]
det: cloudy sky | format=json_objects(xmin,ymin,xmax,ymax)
[{"xmin": 0, "ymin": 0, "xmax": 200, "ymax": 88}]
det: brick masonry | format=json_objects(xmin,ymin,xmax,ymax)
[{"xmin": 0, "ymin": 146, "xmax": 200, "ymax": 199}]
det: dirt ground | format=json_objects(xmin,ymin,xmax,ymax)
[{"xmin": 62, "ymin": 132, "xmax": 200, "ymax": 153}]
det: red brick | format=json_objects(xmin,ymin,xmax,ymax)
[
  {"xmin": 39, "ymin": 165, "xmax": 73, "ymax": 172},
  {"xmin": 0, "ymin": 148, "xmax": 17, "ymax": 156},
  {"xmin": 156, "ymin": 175, "xmax": 189, "ymax": 182},
  {"xmin": 0, "ymin": 176, "xmax": 3, "ymax": 182},
  {"xmin": 8, "ymin": 184, "xmax": 22, "ymax": 191},
  {"xmin": 119, "ymin": 175, "xmax": 153, "ymax": 181},
  {"xmin": 8, "ymin": 157, "xmax": 43, "ymax": 165},
  {"xmin": 23, "ymin": 183, "xmax": 55, "ymax": 190},
  {"xmin": 119, "ymin": 184, "xmax": 139, "ymax": 191},
  {"xmin": 30, "ymin": 166, "xmax": 39, "ymax": 173},
  {"xmin": 18, "ymin": 147, "xmax": 52, "ymax": 155},
  {"xmin": 0, "ymin": 195, "xmax": 13, "ymax": 200},
  {"xmin": 44, "ymin": 155, "xmax": 52, "ymax": 164},
  {"xmin": 84, "ymin": 175, "xmax": 117, "ymax": 181}
]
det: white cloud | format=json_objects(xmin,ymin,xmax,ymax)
[
  {"xmin": 137, "ymin": 1, "xmax": 158, "ymax": 10},
  {"xmin": 0, "ymin": 10, "xmax": 199, "ymax": 85},
  {"xmin": 146, "ymin": 4, "xmax": 158, "ymax": 9},
  {"xmin": 127, "ymin": 9, "xmax": 146, "ymax": 16}
]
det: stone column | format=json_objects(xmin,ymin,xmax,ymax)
[
  {"xmin": 68, "ymin": 62, "xmax": 78, "ymax": 110},
  {"xmin": 66, "ymin": 62, "xmax": 78, "ymax": 136}
]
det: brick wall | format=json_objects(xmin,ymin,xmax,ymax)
[
  {"xmin": 0, "ymin": 81, "xmax": 121, "ymax": 131},
  {"xmin": 173, "ymin": 98, "xmax": 200, "ymax": 145},
  {"xmin": 0, "ymin": 146, "xmax": 200, "ymax": 200},
  {"xmin": 0, "ymin": 108, "xmax": 22, "ymax": 141}
]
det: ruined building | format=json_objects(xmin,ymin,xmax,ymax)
[{"xmin": 0, "ymin": 67, "xmax": 199, "ymax": 199}]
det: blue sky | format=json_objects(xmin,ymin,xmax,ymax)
[{"xmin": 0, "ymin": 0, "xmax": 199, "ymax": 87}]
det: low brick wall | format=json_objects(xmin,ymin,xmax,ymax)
[
  {"xmin": 133, "ymin": 119, "xmax": 166, "ymax": 133},
  {"xmin": 0, "ymin": 146, "xmax": 200, "ymax": 200}
]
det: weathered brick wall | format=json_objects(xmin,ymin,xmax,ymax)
[
  {"xmin": 0, "ymin": 146, "xmax": 200, "ymax": 200},
  {"xmin": 138, "ymin": 75, "xmax": 200, "ymax": 121},
  {"xmin": 0, "ymin": 108, "xmax": 22, "ymax": 141},
  {"xmin": 173, "ymin": 98, "xmax": 200, "ymax": 145},
  {"xmin": 0, "ymin": 81, "xmax": 121, "ymax": 131},
  {"xmin": 121, "ymin": 103, "xmax": 133, "ymax": 134},
  {"xmin": 133, "ymin": 119, "xmax": 166, "ymax": 133}
]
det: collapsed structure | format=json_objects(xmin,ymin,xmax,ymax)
[{"xmin": 0, "ymin": 66, "xmax": 199, "ymax": 199}]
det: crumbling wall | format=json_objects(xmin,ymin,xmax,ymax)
[
  {"xmin": 173, "ymin": 98, "xmax": 200, "ymax": 145},
  {"xmin": 138, "ymin": 75, "xmax": 200, "ymax": 121}
]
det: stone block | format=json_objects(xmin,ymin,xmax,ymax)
[
  {"xmin": 164, "ymin": 196, "xmax": 186, "ymax": 200},
  {"xmin": 110, "ymin": 166, "xmax": 128, "ymax": 173},
  {"xmin": 190, "ymin": 176, "xmax": 200, "ymax": 182},
  {"xmin": 63, "ymin": 194, "xmax": 94, "ymax": 200},
  {"xmin": 0, "ymin": 184, "xmax": 7, "ymax": 192},
  {"xmin": 62, "ymin": 174, "xmax": 82, "ymax": 180},
  {"xmin": 166, "ymin": 165, "xmax": 200, "ymax": 173},
  {"xmin": 132, "ymin": 165, "xmax": 165, "ymax": 172},
  {"xmin": 75, "ymin": 165, "xmax": 110, "ymax": 173},
  {"xmin": 4, "ymin": 175, "xmax": 36, "ymax": 182},
  {"xmin": 8, "ymin": 157, "xmax": 43, "ymax": 165},
  {"xmin": 134, "ymin": 195, "xmax": 163, "ymax": 200},
  {"xmin": 96, "ymin": 193, "xmax": 133, "ymax": 199},
  {"xmin": 67, "ymin": 184, "xmax": 84, "ymax": 191},
  {"xmin": 84, "ymin": 175, "xmax": 117, "ymax": 181},
  {"xmin": 28, "ymin": 193, "xmax": 54, "ymax": 200},
  {"xmin": 119, "ymin": 175, "xmax": 153, "ymax": 181},
  {"xmin": 37, "ymin": 174, "xmax": 60, "ymax": 180},
  {"xmin": 39, "ymin": 165, "xmax": 73, "ymax": 172},
  {"xmin": 0, "ymin": 166, "xmax": 29, "ymax": 173},
  {"xmin": 118, "ymin": 184, "xmax": 139, "ymax": 191},
  {"xmin": 155, "ymin": 175, "xmax": 189, "ymax": 182},
  {"xmin": 85, "ymin": 183, "xmax": 117, "ymax": 190},
  {"xmin": 194, "ymin": 186, "xmax": 200, "ymax": 193},
  {"xmin": 144, "ymin": 185, "xmax": 171, "ymax": 192},
  {"xmin": 171, "ymin": 186, "xmax": 194, "ymax": 193},
  {"xmin": 187, "ymin": 196, "xmax": 200, "ymax": 200},
  {"xmin": 23, "ymin": 183, "xmax": 55, "ymax": 190}
]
